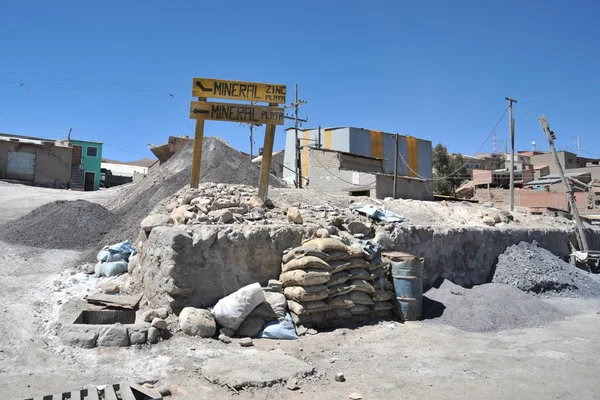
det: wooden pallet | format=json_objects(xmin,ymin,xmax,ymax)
[{"xmin": 25, "ymin": 382, "xmax": 162, "ymax": 400}]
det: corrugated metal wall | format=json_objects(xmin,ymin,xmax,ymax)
[{"xmin": 284, "ymin": 127, "xmax": 433, "ymax": 182}]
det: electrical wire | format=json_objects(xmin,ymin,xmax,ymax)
[{"xmin": 399, "ymin": 106, "xmax": 509, "ymax": 181}]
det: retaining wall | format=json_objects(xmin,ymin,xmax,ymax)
[{"xmin": 135, "ymin": 222, "xmax": 599, "ymax": 313}]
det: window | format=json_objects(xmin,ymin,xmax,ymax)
[{"xmin": 86, "ymin": 146, "xmax": 98, "ymax": 157}]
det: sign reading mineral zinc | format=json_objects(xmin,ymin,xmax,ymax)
[
  {"xmin": 192, "ymin": 78, "xmax": 287, "ymax": 103},
  {"xmin": 190, "ymin": 101, "xmax": 285, "ymax": 125}
]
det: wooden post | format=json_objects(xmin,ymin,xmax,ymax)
[
  {"xmin": 258, "ymin": 103, "xmax": 277, "ymax": 200},
  {"xmin": 190, "ymin": 97, "xmax": 206, "ymax": 188}
]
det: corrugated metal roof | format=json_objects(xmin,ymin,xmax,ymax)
[{"xmin": 524, "ymin": 178, "xmax": 562, "ymax": 186}]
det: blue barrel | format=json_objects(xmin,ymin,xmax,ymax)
[{"xmin": 383, "ymin": 251, "xmax": 424, "ymax": 321}]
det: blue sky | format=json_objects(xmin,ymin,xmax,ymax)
[{"xmin": 1, "ymin": 0, "xmax": 598, "ymax": 161}]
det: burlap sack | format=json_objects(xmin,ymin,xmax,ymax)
[
  {"xmin": 303, "ymin": 238, "xmax": 348, "ymax": 252},
  {"xmin": 346, "ymin": 245, "xmax": 366, "ymax": 259},
  {"xmin": 348, "ymin": 291, "xmax": 374, "ymax": 306},
  {"xmin": 280, "ymin": 269, "xmax": 331, "ymax": 287},
  {"xmin": 282, "ymin": 256, "xmax": 330, "ymax": 273},
  {"xmin": 326, "ymin": 308, "xmax": 352, "ymax": 320},
  {"xmin": 290, "ymin": 311, "xmax": 327, "ymax": 326},
  {"xmin": 325, "ymin": 251, "xmax": 350, "ymax": 262},
  {"xmin": 327, "ymin": 271, "xmax": 351, "ymax": 287},
  {"xmin": 282, "ymin": 246, "xmax": 328, "ymax": 264},
  {"xmin": 372, "ymin": 290, "xmax": 394, "ymax": 302},
  {"xmin": 349, "ymin": 304, "xmax": 371, "ymax": 315},
  {"xmin": 328, "ymin": 283, "xmax": 356, "ymax": 298},
  {"xmin": 373, "ymin": 301, "xmax": 394, "ymax": 311},
  {"xmin": 325, "ymin": 295, "xmax": 354, "ymax": 309},
  {"xmin": 284, "ymin": 285, "xmax": 329, "ymax": 302},
  {"xmin": 328, "ymin": 260, "xmax": 351, "ymax": 274},
  {"xmin": 348, "ymin": 258, "xmax": 371, "ymax": 269},
  {"xmin": 346, "ymin": 267, "xmax": 371, "ymax": 281},
  {"xmin": 348, "ymin": 279, "xmax": 376, "ymax": 294},
  {"xmin": 287, "ymin": 300, "xmax": 329, "ymax": 315}
]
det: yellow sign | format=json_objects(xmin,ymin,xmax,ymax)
[
  {"xmin": 192, "ymin": 78, "xmax": 287, "ymax": 103},
  {"xmin": 190, "ymin": 101, "xmax": 285, "ymax": 125}
]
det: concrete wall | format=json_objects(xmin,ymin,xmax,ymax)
[
  {"xmin": 375, "ymin": 174, "xmax": 434, "ymax": 200},
  {"xmin": 0, "ymin": 141, "xmax": 72, "ymax": 187},
  {"xmin": 529, "ymin": 151, "xmax": 595, "ymax": 174},
  {"xmin": 308, "ymin": 149, "xmax": 377, "ymax": 196},
  {"xmin": 69, "ymin": 139, "xmax": 103, "ymax": 190}
]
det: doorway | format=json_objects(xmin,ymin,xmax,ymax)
[
  {"xmin": 72, "ymin": 145, "xmax": 82, "ymax": 165},
  {"xmin": 84, "ymin": 172, "xmax": 95, "ymax": 191}
]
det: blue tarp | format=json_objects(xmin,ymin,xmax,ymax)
[{"xmin": 350, "ymin": 204, "xmax": 405, "ymax": 223}]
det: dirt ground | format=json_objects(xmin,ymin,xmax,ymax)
[{"xmin": 1, "ymin": 182, "xmax": 600, "ymax": 399}]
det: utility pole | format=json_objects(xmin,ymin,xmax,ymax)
[
  {"xmin": 284, "ymin": 84, "xmax": 307, "ymax": 188},
  {"xmin": 393, "ymin": 134, "xmax": 399, "ymax": 199},
  {"xmin": 539, "ymin": 115, "xmax": 589, "ymax": 252},
  {"xmin": 505, "ymin": 97, "xmax": 517, "ymax": 211}
]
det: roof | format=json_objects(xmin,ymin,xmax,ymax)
[
  {"xmin": 533, "ymin": 164, "xmax": 549, "ymax": 170},
  {"xmin": 0, "ymin": 133, "xmax": 69, "ymax": 147},
  {"xmin": 252, "ymin": 150, "xmax": 284, "ymax": 163},
  {"xmin": 524, "ymin": 178, "xmax": 562, "ymax": 186},
  {"xmin": 310, "ymin": 146, "xmax": 383, "ymax": 161},
  {"xmin": 69, "ymin": 138, "xmax": 103, "ymax": 145}
]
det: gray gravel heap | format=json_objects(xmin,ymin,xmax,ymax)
[
  {"xmin": 423, "ymin": 281, "xmax": 566, "ymax": 332},
  {"xmin": 0, "ymin": 200, "xmax": 116, "ymax": 250},
  {"xmin": 493, "ymin": 241, "xmax": 600, "ymax": 298}
]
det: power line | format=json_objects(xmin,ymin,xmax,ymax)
[{"xmin": 398, "ymin": 106, "xmax": 510, "ymax": 181}]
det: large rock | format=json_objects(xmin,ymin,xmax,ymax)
[
  {"xmin": 208, "ymin": 209, "xmax": 233, "ymax": 224},
  {"xmin": 137, "ymin": 224, "xmax": 314, "ymax": 311},
  {"xmin": 248, "ymin": 195, "xmax": 264, "ymax": 209},
  {"xmin": 202, "ymin": 353, "xmax": 314, "ymax": 390},
  {"xmin": 129, "ymin": 331, "xmax": 147, "ymax": 345},
  {"xmin": 346, "ymin": 221, "xmax": 372, "ymax": 236},
  {"xmin": 179, "ymin": 307, "xmax": 216, "ymax": 337},
  {"xmin": 212, "ymin": 283, "xmax": 266, "ymax": 331},
  {"xmin": 287, "ymin": 207, "xmax": 303, "ymax": 224},
  {"xmin": 62, "ymin": 329, "xmax": 98, "ymax": 348},
  {"xmin": 141, "ymin": 214, "xmax": 172, "ymax": 233},
  {"xmin": 147, "ymin": 327, "xmax": 161, "ymax": 343},
  {"xmin": 97, "ymin": 323, "xmax": 129, "ymax": 347},
  {"xmin": 151, "ymin": 317, "xmax": 168, "ymax": 330},
  {"xmin": 171, "ymin": 205, "xmax": 192, "ymax": 225}
]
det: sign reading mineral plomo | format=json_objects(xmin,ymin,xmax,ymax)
[
  {"xmin": 190, "ymin": 101, "xmax": 285, "ymax": 125},
  {"xmin": 192, "ymin": 78, "xmax": 287, "ymax": 103}
]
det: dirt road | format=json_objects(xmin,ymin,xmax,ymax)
[{"xmin": 1, "ymin": 182, "xmax": 600, "ymax": 399}]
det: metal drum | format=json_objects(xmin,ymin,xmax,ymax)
[{"xmin": 383, "ymin": 251, "xmax": 424, "ymax": 320}]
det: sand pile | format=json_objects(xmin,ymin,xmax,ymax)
[
  {"xmin": 0, "ymin": 200, "xmax": 116, "ymax": 250},
  {"xmin": 493, "ymin": 241, "xmax": 600, "ymax": 298},
  {"xmin": 422, "ymin": 281, "xmax": 566, "ymax": 332}
]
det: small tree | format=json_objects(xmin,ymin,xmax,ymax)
[{"xmin": 432, "ymin": 143, "xmax": 468, "ymax": 196}]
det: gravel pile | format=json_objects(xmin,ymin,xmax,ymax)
[
  {"xmin": 493, "ymin": 241, "xmax": 600, "ymax": 298},
  {"xmin": 422, "ymin": 281, "xmax": 566, "ymax": 332},
  {"xmin": 0, "ymin": 200, "xmax": 116, "ymax": 250}
]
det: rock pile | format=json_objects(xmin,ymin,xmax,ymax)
[
  {"xmin": 493, "ymin": 241, "xmax": 600, "ymax": 297},
  {"xmin": 280, "ymin": 237, "xmax": 396, "ymax": 329}
]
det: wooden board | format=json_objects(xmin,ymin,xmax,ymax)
[
  {"xmin": 192, "ymin": 78, "xmax": 286, "ymax": 103},
  {"xmin": 85, "ymin": 293, "xmax": 142, "ymax": 310},
  {"xmin": 190, "ymin": 101, "xmax": 285, "ymax": 125}
]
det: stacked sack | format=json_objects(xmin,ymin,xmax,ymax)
[{"xmin": 280, "ymin": 237, "xmax": 396, "ymax": 329}]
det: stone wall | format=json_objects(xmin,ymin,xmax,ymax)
[{"xmin": 135, "ymin": 224, "xmax": 315, "ymax": 313}]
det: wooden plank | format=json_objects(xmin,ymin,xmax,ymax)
[
  {"xmin": 190, "ymin": 101, "xmax": 284, "ymax": 125},
  {"xmin": 85, "ymin": 386, "xmax": 100, "ymax": 400},
  {"xmin": 85, "ymin": 293, "xmax": 142, "ymax": 310},
  {"xmin": 103, "ymin": 385, "xmax": 118, "ymax": 400},
  {"xmin": 127, "ymin": 382, "xmax": 162, "ymax": 399},
  {"xmin": 192, "ymin": 78, "xmax": 286, "ymax": 103},
  {"xmin": 118, "ymin": 384, "xmax": 137, "ymax": 400}
]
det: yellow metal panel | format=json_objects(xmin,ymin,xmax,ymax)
[
  {"xmin": 302, "ymin": 130, "xmax": 310, "ymax": 180},
  {"xmin": 370, "ymin": 130, "xmax": 384, "ymax": 158},
  {"xmin": 324, "ymin": 129, "xmax": 332, "ymax": 149},
  {"xmin": 407, "ymin": 136, "xmax": 419, "ymax": 177},
  {"xmin": 190, "ymin": 101, "xmax": 284, "ymax": 125},
  {"xmin": 192, "ymin": 78, "xmax": 287, "ymax": 103}
]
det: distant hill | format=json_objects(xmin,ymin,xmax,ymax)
[{"xmin": 102, "ymin": 157, "xmax": 156, "ymax": 168}]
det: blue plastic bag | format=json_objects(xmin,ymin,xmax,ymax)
[{"xmin": 258, "ymin": 313, "xmax": 299, "ymax": 340}]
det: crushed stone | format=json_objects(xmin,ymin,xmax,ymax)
[
  {"xmin": 422, "ymin": 281, "xmax": 566, "ymax": 332},
  {"xmin": 0, "ymin": 200, "xmax": 116, "ymax": 250},
  {"xmin": 493, "ymin": 241, "xmax": 600, "ymax": 298}
]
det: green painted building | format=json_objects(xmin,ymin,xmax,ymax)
[{"xmin": 68, "ymin": 139, "xmax": 103, "ymax": 191}]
